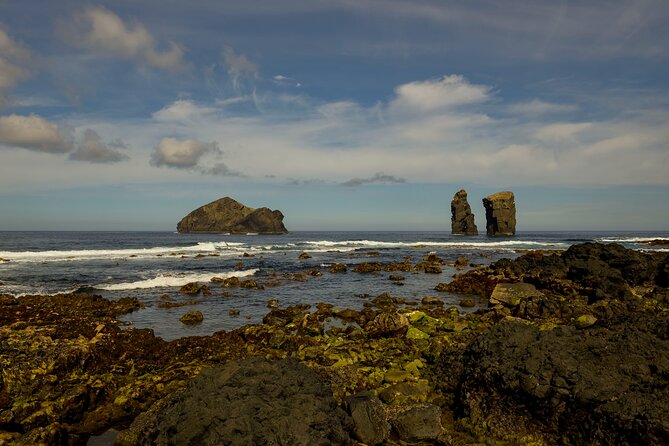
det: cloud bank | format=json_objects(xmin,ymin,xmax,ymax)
[
  {"xmin": 0, "ymin": 114, "xmax": 73, "ymax": 153},
  {"xmin": 0, "ymin": 28, "xmax": 33, "ymax": 106},
  {"xmin": 63, "ymin": 6, "xmax": 186, "ymax": 71},
  {"xmin": 341, "ymin": 173, "xmax": 407, "ymax": 187}
]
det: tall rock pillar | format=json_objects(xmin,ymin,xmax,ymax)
[
  {"xmin": 482, "ymin": 191, "xmax": 516, "ymax": 236},
  {"xmin": 451, "ymin": 189, "xmax": 478, "ymax": 235}
]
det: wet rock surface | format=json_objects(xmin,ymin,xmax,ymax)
[
  {"xmin": 116, "ymin": 357, "xmax": 352, "ymax": 446},
  {"xmin": 1, "ymin": 242, "xmax": 668, "ymax": 445}
]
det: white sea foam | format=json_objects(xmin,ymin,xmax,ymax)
[
  {"xmin": 303, "ymin": 240, "xmax": 567, "ymax": 249},
  {"xmin": 0, "ymin": 241, "xmax": 249, "ymax": 263},
  {"xmin": 598, "ymin": 236, "xmax": 669, "ymax": 243},
  {"xmin": 0, "ymin": 238, "xmax": 574, "ymax": 264},
  {"xmin": 95, "ymin": 269, "xmax": 258, "ymax": 291}
]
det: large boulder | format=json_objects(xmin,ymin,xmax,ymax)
[
  {"xmin": 177, "ymin": 197, "xmax": 288, "ymax": 234},
  {"xmin": 482, "ymin": 191, "xmax": 516, "ymax": 236},
  {"xmin": 115, "ymin": 358, "xmax": 352, "ymax": 446},
  {"xmin": 451, "ymin": 189, "xmax": 478, "ymax": 235},
  {"xmin": 455, "ymin": 319, "xmax": 669, "ymax": 445}
]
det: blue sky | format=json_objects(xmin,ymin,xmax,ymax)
[{"xmin": 0, "ymin": 0, "xmax": 668, "ymax": 231}]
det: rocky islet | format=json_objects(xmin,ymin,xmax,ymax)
[
  {"xmin": 176, "ymin": 196, "xmax": 288, "ymax": 234},
  {"xmin": 450, "ymin": 189, "xmax": 516, "ymax": 237}
]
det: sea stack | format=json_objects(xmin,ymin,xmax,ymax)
[
  {"xmin": 177, "ymin": 197, "xmax": 288, "ymax": 234},
  {"xmin": 482, "ymin": 191, "xmax": 516, "ymax": 236},
  {"xmin": 451, "ymin": 189, "xmax": 478, "ymax": 235}
]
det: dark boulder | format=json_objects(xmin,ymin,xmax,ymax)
[
  {"xmin": 482, "ymin": 191, "xmax": 516, "ymax": 236},
  {"xmin": 177, "ymin": 196, "xmax": 287, "ymax": 234},
  {"xmin": 345, "ymin": 391, "xmax": 389, "ymax": 446},
  {"xmin": 115, "ymin": 358, "xmax": 352, "ymax": 446},
  {"xmin": 390, "ymin": 404, "xmax": 444, "ymax": 442},
  {"xmin": 451, "ymin": 189, "xmax": 478, "ymax": 235},
  {"xmin": 454, "ymin": 319, "xmax": 669, "ymax": 445}
]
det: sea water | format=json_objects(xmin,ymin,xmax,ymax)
[{"xmin": 1, "ymin": 231, "xmax": 667, "ymax": 340}]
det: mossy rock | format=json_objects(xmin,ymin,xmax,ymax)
[{"xmin": 179, "ymin": 311, "xmax": 204, "ymax": 325}]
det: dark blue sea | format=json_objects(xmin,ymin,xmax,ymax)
[{"xmin": 1, "ymin": 231, "xmax": 667, "ymax": 340}]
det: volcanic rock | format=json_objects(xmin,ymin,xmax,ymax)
[
  {"xmin": 346, "ymin": 391, "xmax": 390, "ymax": 445},
  {"xmin": 489, "ymin": 283, "xmax": 542, "ymax": 308},
  {"xmin": 176, "ymin": 196, "xmax": 288, "ymax": 234},
  {"xmin": 115, "ymin": 358, "xmax": 352, "ymax": 446},
  {"xmin": 179, "ymin": 310, "xmax": 203, "ymax": 325},
  {"xmin": 451, "ymin": 189, "xmax": 478, "ymax": 235},
  {"xmin": 455, "ymin": 319, "xmax": 669, "ymax": 445},
  {"xmin": 390, "ymin": 404, "xmax": 444, "ymax": 442},
  {"xmin": 482, "ymin": 191, "xmax": 516, "ymax": 236}
]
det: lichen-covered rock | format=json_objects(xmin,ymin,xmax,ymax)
[
  {"xmin": 482, "ymin": 191, "xmax": 516, "ymax": 236},
  {"xmin": 451, "ymin": 189, "xmax": 478, "ymax": 235},
  {"xmin": 176, "ymin": 196, "xmax": 287, "ymax": 234},
  {"xmin": 115, "ymin": 358, "xmax": 352, "ymax": 446},
  {"xmin": 179, "ymin": 282, "xmax": 207, "ymax": 296},
  {"xmin": 329, "ymin": 263, "xmax": 347, "ymax": 273},
  {"xmin": 489, "ymin": 283, "xmax": 542, "ymax": 308},
  {"xmin": 179, "ymin": 311, "xmax": 203, "ymax": 324}
]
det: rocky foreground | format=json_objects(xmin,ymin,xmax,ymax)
[{"xmin": 1, "ymin": 242, "xmax": 668, "ymax": 445}]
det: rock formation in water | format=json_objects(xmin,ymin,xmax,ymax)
[
  {"xmin": 176, "ymin": 197, "xmax": 288, "ymax": 234},
  {"xmin": 451, "ymin": 189, "xmax": 478, "ymax": 235},
  {"xmin": 482, "ymin": 191, "xmax": 516, "ymax": 236}
]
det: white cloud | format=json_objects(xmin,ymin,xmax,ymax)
[
  {"xmin": 534, "ymin": 122, "xmax": 593, "ymax": 142},
  {"xmin": 150, "ymin": 137, "xmax": 220, "ymax": 168},
  {"xmin": 69, "ymin": 129, "xmax": 128, "ymax": 163},
  {"xmin": 152, "ymin": 100, "xmax": 217, "ymax": 123},
  {"xmin": 0, "ymin": 29, "xmax": 33, "ymax": 106},
  {"xmin": 2, "ymin": 73, "xmax": 667, "ymax": 192},
  {"xmin": 64, "ymin": 6, "xmax": 186, "ymax": 71},
  {"xmin": 223, "ymin": 46, "xmax": 259, "ymax": 93},
  {"xmin": 0, "ymin": 114, "xmax": 73, "ymax": 153},
  {"xmin": 390, "ymin": 75, "xmax": 491, "ymax": 113},
  {"xmin": 508, "ymin": 99, "xmax": 577, "ymax": 115}
]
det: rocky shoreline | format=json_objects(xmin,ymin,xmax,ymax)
[{"xmin": 1, "ymin": 242, "xmax": 668, "ymax": 445}]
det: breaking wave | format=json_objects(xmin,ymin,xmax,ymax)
[{"xmin": 94, "ymin": 269, "xmax": 258, "ymax": 291}]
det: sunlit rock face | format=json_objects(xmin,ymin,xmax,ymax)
[
  {"xmin": 177, "ymin": 196, "xmax": 288, "ymax": 234},
  {"xmin": 482, "ymin": 191, "xmax": 516, "ymax": 236}
]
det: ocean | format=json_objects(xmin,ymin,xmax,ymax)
[{"xmin": 1, "ymin": 231, "xmax": 668, "ymax": 340}]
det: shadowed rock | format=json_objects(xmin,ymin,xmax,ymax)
[
  {"xmin": 115, "ymin": 358, "xmax": 352, "ymax": 446},
  {"xmin": 456, "ymin": 319, "xmax": 669, "ymax": 445},
  {"xmin": 451, "ymin": 189, "xmax": 478, "ymax": 235},
  {"xmin": 346, "ymin": 391, "xmax": 389, "ymax": 445},
  {"xmin": 482, "ymin": 191, "xmax": 516, "ymax": 236},
  {"xmin": 177, "ymin": 196, "xmax": 288, "ymax": 234}
]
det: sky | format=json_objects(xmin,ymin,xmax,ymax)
[{"xmin": 0, "ymin": 0, "xmax": 668, "ymax": 231}]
